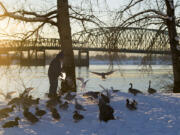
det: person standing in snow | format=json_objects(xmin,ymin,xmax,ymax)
[{"xmin": 48, "ymin": 51, "xmax": 64, "ymax": 97}]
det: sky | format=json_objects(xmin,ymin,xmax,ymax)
[{"xmin": 0, "ymin": 0, "xmax": 180, "ymax": 39}]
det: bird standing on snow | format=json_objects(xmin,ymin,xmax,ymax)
[
  {"xmin": 2, "ymin": 117, "xmax": 20, "ymax": 128},
  {"xmin": 75, "ymin": 98, "xmax": 86, "ymax": 111},
  {"xmin": 98, "ymin": 94, "xmax": 115, "ymax": 122},
  {"xmin": 148, "ymin": 80, "xmax": 157, "ymax": 94},
  {"xmin": 128, "ymin": 83, "xmax": 143, "ymax": 96},
  {"xmin": 77, "ymin": 77, "xmax": 89, "ymax": 91},
  {"xmin": 59, "ymin": 101, "xmax": 69, "ymax": 110},
  {"xmin": 35, "ymin": 107, "xmax": 46, "ymax": 118},
  {"xmin": 73, "ymin": 110, "xmax": 84, "ymax": 122},
  {"xmin": 126, "ymin": 99, "xmax": 137, "ymax": 110},
  {"xmin": 23, "ymin": 107, "xmax": 39, "ymax": 124},
  {"xmin": 90, "ymin": 70, "xmax": 117, "ymax": 79},
  {"xmin": 50, "ymin": 107, "xmax": 60, "ymax": 120}
]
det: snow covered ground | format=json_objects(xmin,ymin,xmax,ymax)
[{"xmin": 0, "ymin": 91, "xmax": 180, "ymax": 135}]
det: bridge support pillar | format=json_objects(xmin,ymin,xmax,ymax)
[{"xmin": 77, "ymin": 50, "xmax": 89, "ymax": 67}]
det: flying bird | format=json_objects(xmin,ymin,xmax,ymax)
[
  {"xmin": 90, "ymin": 70, "xmax": 117, "ymax": 79},
  {"xmin": 77, "ymin": 77, "xmax": 89, "ymax": 91}
]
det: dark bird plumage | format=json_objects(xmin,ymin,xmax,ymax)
[
  {"xmin": 98, "ymin": 94, "xmax": 114, "ymax": 122},
  {"xmin": 0, "ymin": 105, "xmax": 15, "ymax": 114},
  {"xmin": 35, "ymin": 107, "xmax": 46, "ymax": 118},
  {"xmin": 128, "ymin": 83, "xmax": 143, "ymax": 96},
  {"xmin": 90, "ymin": 70, "xmax": 117, "ymax": 79},
  {"xmin": 50, "ymin": 108, "xmax": 60, "ymax": 120},
  {"xmin": 64, "ymin": 92, "xmax": 76, "ymax": 101},
  {"xmin": 73, "ymin": 111, "xmax": 84, "ymax": 122},
  {"xmin": 126, "ymin": 99, "xmax": 137, "ymax": 110},
  {"xmin": 59, "ymin": 101, "xmax": 69, "ymax": 110},
  {"xmin": 2, "ymin": 117, "xmax": 20, "ymax": 128},
  {"xmin": 83, "ymin": 91, "xmax": 100, "ymax": 99},
  {"xmin": 148, "ymin": 80, "xmax": 157, "ymax": 94},
  {"xmin": 75, "ymin": 99, "xmax": 86, "ymax": 111},
  {"xmin": 23, "ymin": 108, "xmax": 39, "ymax": 124}
]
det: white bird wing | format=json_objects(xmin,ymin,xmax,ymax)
[
  {"xmin": 59, "ymin": 72, "xmax": 66, "ymax": 80},
  {"xmin": 99, "ymin": 84, "xmax": 106, "ymax": 91}
]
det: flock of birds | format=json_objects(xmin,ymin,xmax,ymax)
[{"xmin": 0, "ymin": 70, "xmax": 157, "ymax": 128}]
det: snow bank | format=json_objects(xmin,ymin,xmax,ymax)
[{"xmin": 0, "ymin": 91, "xmax": 180, "ymax": 135}]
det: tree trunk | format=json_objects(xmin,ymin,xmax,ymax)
[
  {"xmin": 165, "ymin": 0, "xmax": 180, "ymax": 93},
  {"xmin": 57, "ymin": 0, "xmax": 76, "ymax": 93}
]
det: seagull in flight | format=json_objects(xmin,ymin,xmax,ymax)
[
  {"xmin": 90, "ymin": 70, "xmax": 117, "ymax": 79},
  {"xmin": 77, "ymin": 77, "xmax": 89, "ymax": 91}
]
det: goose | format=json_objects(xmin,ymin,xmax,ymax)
[
  {"xmin": 90, "ymin": 70, "xmax": 117, "ymax": 79},
  {"xmin": 23, "ymin": 107, "xmax": 39, "ymax": 124},
  {"xmin": 148, "ymin": 80, "xmax": 157, "ymax": 94},
  {"xmin": 77, "ymin": 77, "xmax": 89, "ymax": 91},
  {"xmin": 73, "ymin": 111, "xmax": 84, "ymax": 122},
  {"xmin": 75, "ymin": 99, "xmax": 86, "ymax": 111},
  {"xmin": 59, "ymin": 101, "xmax": 68, "ymax": 110},
  {"xmin": 126, "ymin": 99, "xmax": 137, "ymax": 110},
  {"xmin": 128, "ymin": 83, "xmax": 143, "ymax": 96},
  {"xmin": 2, "ymin": 117, "xmax": 20, "ymax": 128},
  {"xmin": 98, "ymin": 93, "xmax": 114, "ymax": 122},
  {"xmin": 50, "ymin": 108, "xmax": 60, "ymax": 120},
  {"xmin": 35, "ymin": 107, "xmax": 46, "ymax": 118}
]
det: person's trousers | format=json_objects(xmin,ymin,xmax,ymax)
[{"xmin": 48, "ymin": 76, "xmax": 58, "ymax": 96}]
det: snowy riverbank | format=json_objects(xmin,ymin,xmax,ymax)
[{"xmin": 0, "ymin": 90, "xmax": 180, "ymax": 135}]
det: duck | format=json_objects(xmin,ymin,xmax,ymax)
[
  {"xmin": 126, "ymin": 99, "xmax": 137, "ymax": 110},
  {"xmin": 64, "ymin": 92, "xmax": 76, "ymax": 101},
  {"xmin": 59, "ymin": 101, "xmax": 68, "ymax": 110},
  {"xmin": 23, "ymin": 107, "xmax": 39, "ymax": 124},
  {"xmin": 73, "ymin": 111, "xmax": 84, "ymax": 122},
  {"xmin": 98, "ymin": 94, "xmax": 115, "ymax": 122},
  {"xmin": 35, "ymin": 107, "xmax": 46, "ymax": 118},
  {"xmin": 83, "ymin": 91, "xmax": 100, "ymax": 99},
  {"xmin": 2, "ymin": 117, "xmax": 20, "ymax": 128},
  {"xmin": 50, "ymin": 108, "xmax": 60, "ymax": 120},
  {"xmin": 128, "ymin": 83, "xmax": 143, "ymax": 96},
  {"xmin": 148, "ymin": 80, "xmax": 157, "ymax": 94},
  {"xmin": 75, "ymin": 99, "xmax": 86, "ymax": 111},
  {"xmin": 90, "ymin": 70, "xmax": 117, "ymax": 79},
  {"xmin": 0, "ymin": 113, "xmax": 9, "ymax": 120},
  {"xmin": 0, "ymin": 105, "xmax": 16, "ymax": 114}
]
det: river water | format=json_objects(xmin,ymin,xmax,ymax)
[{"xmin": 0, "ymin": 64, "xmax": 173, "ymax": 100}]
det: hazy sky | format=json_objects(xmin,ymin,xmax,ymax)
[{"xmin": 0, "ymin": 0, "xmax": 179, "ymax": 39}]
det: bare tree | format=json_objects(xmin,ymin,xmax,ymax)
[
  {"xmin": 0, "ymin": 0, "xmax": 104, "ymax": 93},
  {"xmin": 115, "ymin": 0, "xmax": 180, "ymax": 93}
]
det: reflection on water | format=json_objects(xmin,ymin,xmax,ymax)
[{"xmin": 0, "ymin": 65, "xmax": 173, "ymax": 100}]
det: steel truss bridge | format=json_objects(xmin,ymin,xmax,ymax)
[{"xmin": 0, "ymin": 27, "xmax": 171, "ymax": 54}]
